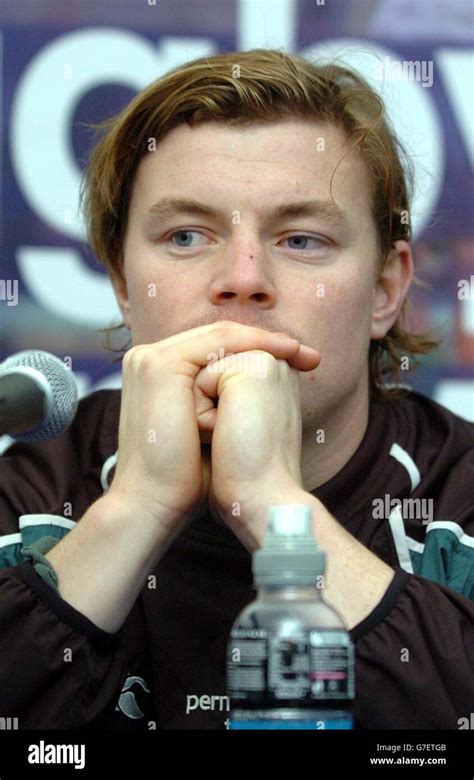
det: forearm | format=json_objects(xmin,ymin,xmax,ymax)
[
  {"xmin": 241, "ymin": 489, "xmax": 394, "ymax": 631},
  {"xmin": 45, "ymin": 491, "xmax": 182, "ymax": 633},
  {"xmin": 307, "ymin": 495, "xmax": 395, "ymax": 630}
]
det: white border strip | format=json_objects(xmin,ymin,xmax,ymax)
[
  {"xmin": 19, "ymin": 514, "xmax": 76, "ymax": 530},
  {"xmin": 389, "ymin": 443, "xmax": 421, "ymax": 491},
  {"xmin": 426, "ymin": 521, "xmax": 474, "ymax": 548},
  {"xmin": 0, "ymin": 435, "xmax": 14, "ymax": 456},
  {"xmin": 101, "ymin": 452, "xmax": 118, "ymax": 491},
  {"xmin": 405, "ymin": 522, "xmax": 474, "ymax": 557},
  {"xmin": 406, "ymin": 536, "xmax": 425, "ymax": 554},
  {"xmin": 388, "ymin": 505, "xmax": 414, "ymax": 573},
  {"xmin": 0, "ymin": 532, "xmax": 21, "ymax": 549}
]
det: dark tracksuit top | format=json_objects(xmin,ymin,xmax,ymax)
[{"xmin": 0, "ymin": 388, "xmax": 473, "ymax": 729}]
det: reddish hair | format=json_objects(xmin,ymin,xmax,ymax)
[{"xmin": 80, "ymin": 48, "xmax": 438, "ymax": 396}]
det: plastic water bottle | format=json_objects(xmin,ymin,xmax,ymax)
[{"xmin": 227, "ymin": 505, "xmax": 355, "ymax": 729}]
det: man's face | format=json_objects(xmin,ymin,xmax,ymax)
[{"xmin": 116, "ymin": 119, "xmax": 384, "ymax": 430}]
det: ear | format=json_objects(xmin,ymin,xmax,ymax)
[
  {"xmin": 110, "ymin": 260, "xmax": 131, "ymax": 330},
  {"xmin": 371, "ymin": 239, "xmax": 413, "ymax": 340}
]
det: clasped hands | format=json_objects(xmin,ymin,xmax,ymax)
[{"xmin": 193, "ymin": 343, "xmax": 320, "ymax": 551}]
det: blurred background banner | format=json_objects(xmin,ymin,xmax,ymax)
[{"xmin": 0, "ymin": 0, "xmax": 473, "ymax": 418}]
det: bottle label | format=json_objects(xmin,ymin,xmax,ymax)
[
  {"xmin": 227, "ymin": 628, "xmax": 355, "ymax": 706},
  {"xmin": 229, "ymin": 716, "xmax": 353, "ymax": 730},
  {"xmin": 308, "ymin": 630, "xmax": 355, "ymax": 699},
  {"xmin": 229, "ymin": 712, "xmax": 354, "ymax": 731},
  {"xmin": 227, "ymin": 628, "xmax": 268, "ymax": 694}
]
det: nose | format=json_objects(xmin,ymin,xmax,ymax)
[{"xmin": 208, "ymin": 234, "xmax": 276, "ymax": 308}]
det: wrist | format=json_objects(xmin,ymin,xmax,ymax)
[
  {"xmin": 252, "ymin": 483, "xmax": 314, "ymax": 515},
  {"xmin": 236, "ymin": 484, "xmax": 316, "ymax": 552},
  {"xmin": 94, "ymin": 489, "xmax": 188, "ymax": 550}
]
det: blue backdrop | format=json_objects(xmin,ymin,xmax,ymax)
[{"xmin": 0, "ymin": 0, "xmax": 473, "ymax": 422}]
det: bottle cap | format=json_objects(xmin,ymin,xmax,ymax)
[{"xmin": 253, "ymin": 505, "xmax": 326, "ymax": 586}]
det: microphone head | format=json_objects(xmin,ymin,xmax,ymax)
[{"xmin": 1, "ymin": 350, "xmax": 78, "ymax": 442}]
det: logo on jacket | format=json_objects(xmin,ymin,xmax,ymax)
[{"xmin": 115, "ymin": 675, "xmax": 151, "ymax": 719}]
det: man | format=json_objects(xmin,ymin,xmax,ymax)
[{"xmin": 0, "ymin": 49, "xmax": 472, "ymax": 730}]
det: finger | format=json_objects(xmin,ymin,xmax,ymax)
[
  {"xmin": 140, "ymin": 321, "xmax": 306, "ymax": 378},
  {"xmin": 193, "ymin": 349, "xmax": 299, "ymax": 410},
  {"xmin": 284, "ymin": 343, "xmax": 321, "ymax": 371},
  {"xmin": 194, "ymin": 380, "xmax": 218, "ymax": 433},
  {"xmin": 198, "ymin": 417, "xmax": 216, "ymax": 439}
]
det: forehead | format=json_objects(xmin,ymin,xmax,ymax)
[{"xmin": 129, "ymin": 119, "xmax": 373, "ymax": 222}]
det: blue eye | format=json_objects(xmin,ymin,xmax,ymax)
[
  {"xmin": 285, "ymin": 235, "xmax": 326, "ymax": 251},
  {"xmin": 169, "ymin": 230, "xmax": 205, "ymax": 247}
]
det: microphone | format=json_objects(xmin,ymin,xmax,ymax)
[{"xmin": 0, "ymin": 350, "xmax": 78, "ymax": 442}]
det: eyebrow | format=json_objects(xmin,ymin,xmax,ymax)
[{"xmin": 143, "ymin": 197, "xmax": 349, "ymax": 231}]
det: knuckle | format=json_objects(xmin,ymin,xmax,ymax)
[
  {"xmin": 255, "ymin": 349, "xmax": 276, "ymax": 365},
  {"xmin": 123, "ymin": 345, "xmax": 159, "ymax": 375},
  {"xmin": 213, "ymin": 320, "xmax": 237, "ymax": 328},
  {"xmin": 210, "ymin": 325, "xmax": 232, "ymax": 340},
  {"xmin": 122, "ymin": 346, "xmax": 136, "ymax": 369},
  {"xmin": 135, "ymin": 350, "xmax": 160, "ymax": 376},
  {"xmin": 212, "ymin": 320, "xmax": 253, "ymax": 333},
  {"xmin": 122, "ymin": 345, "xmax": 143, "ymax": 369}
]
